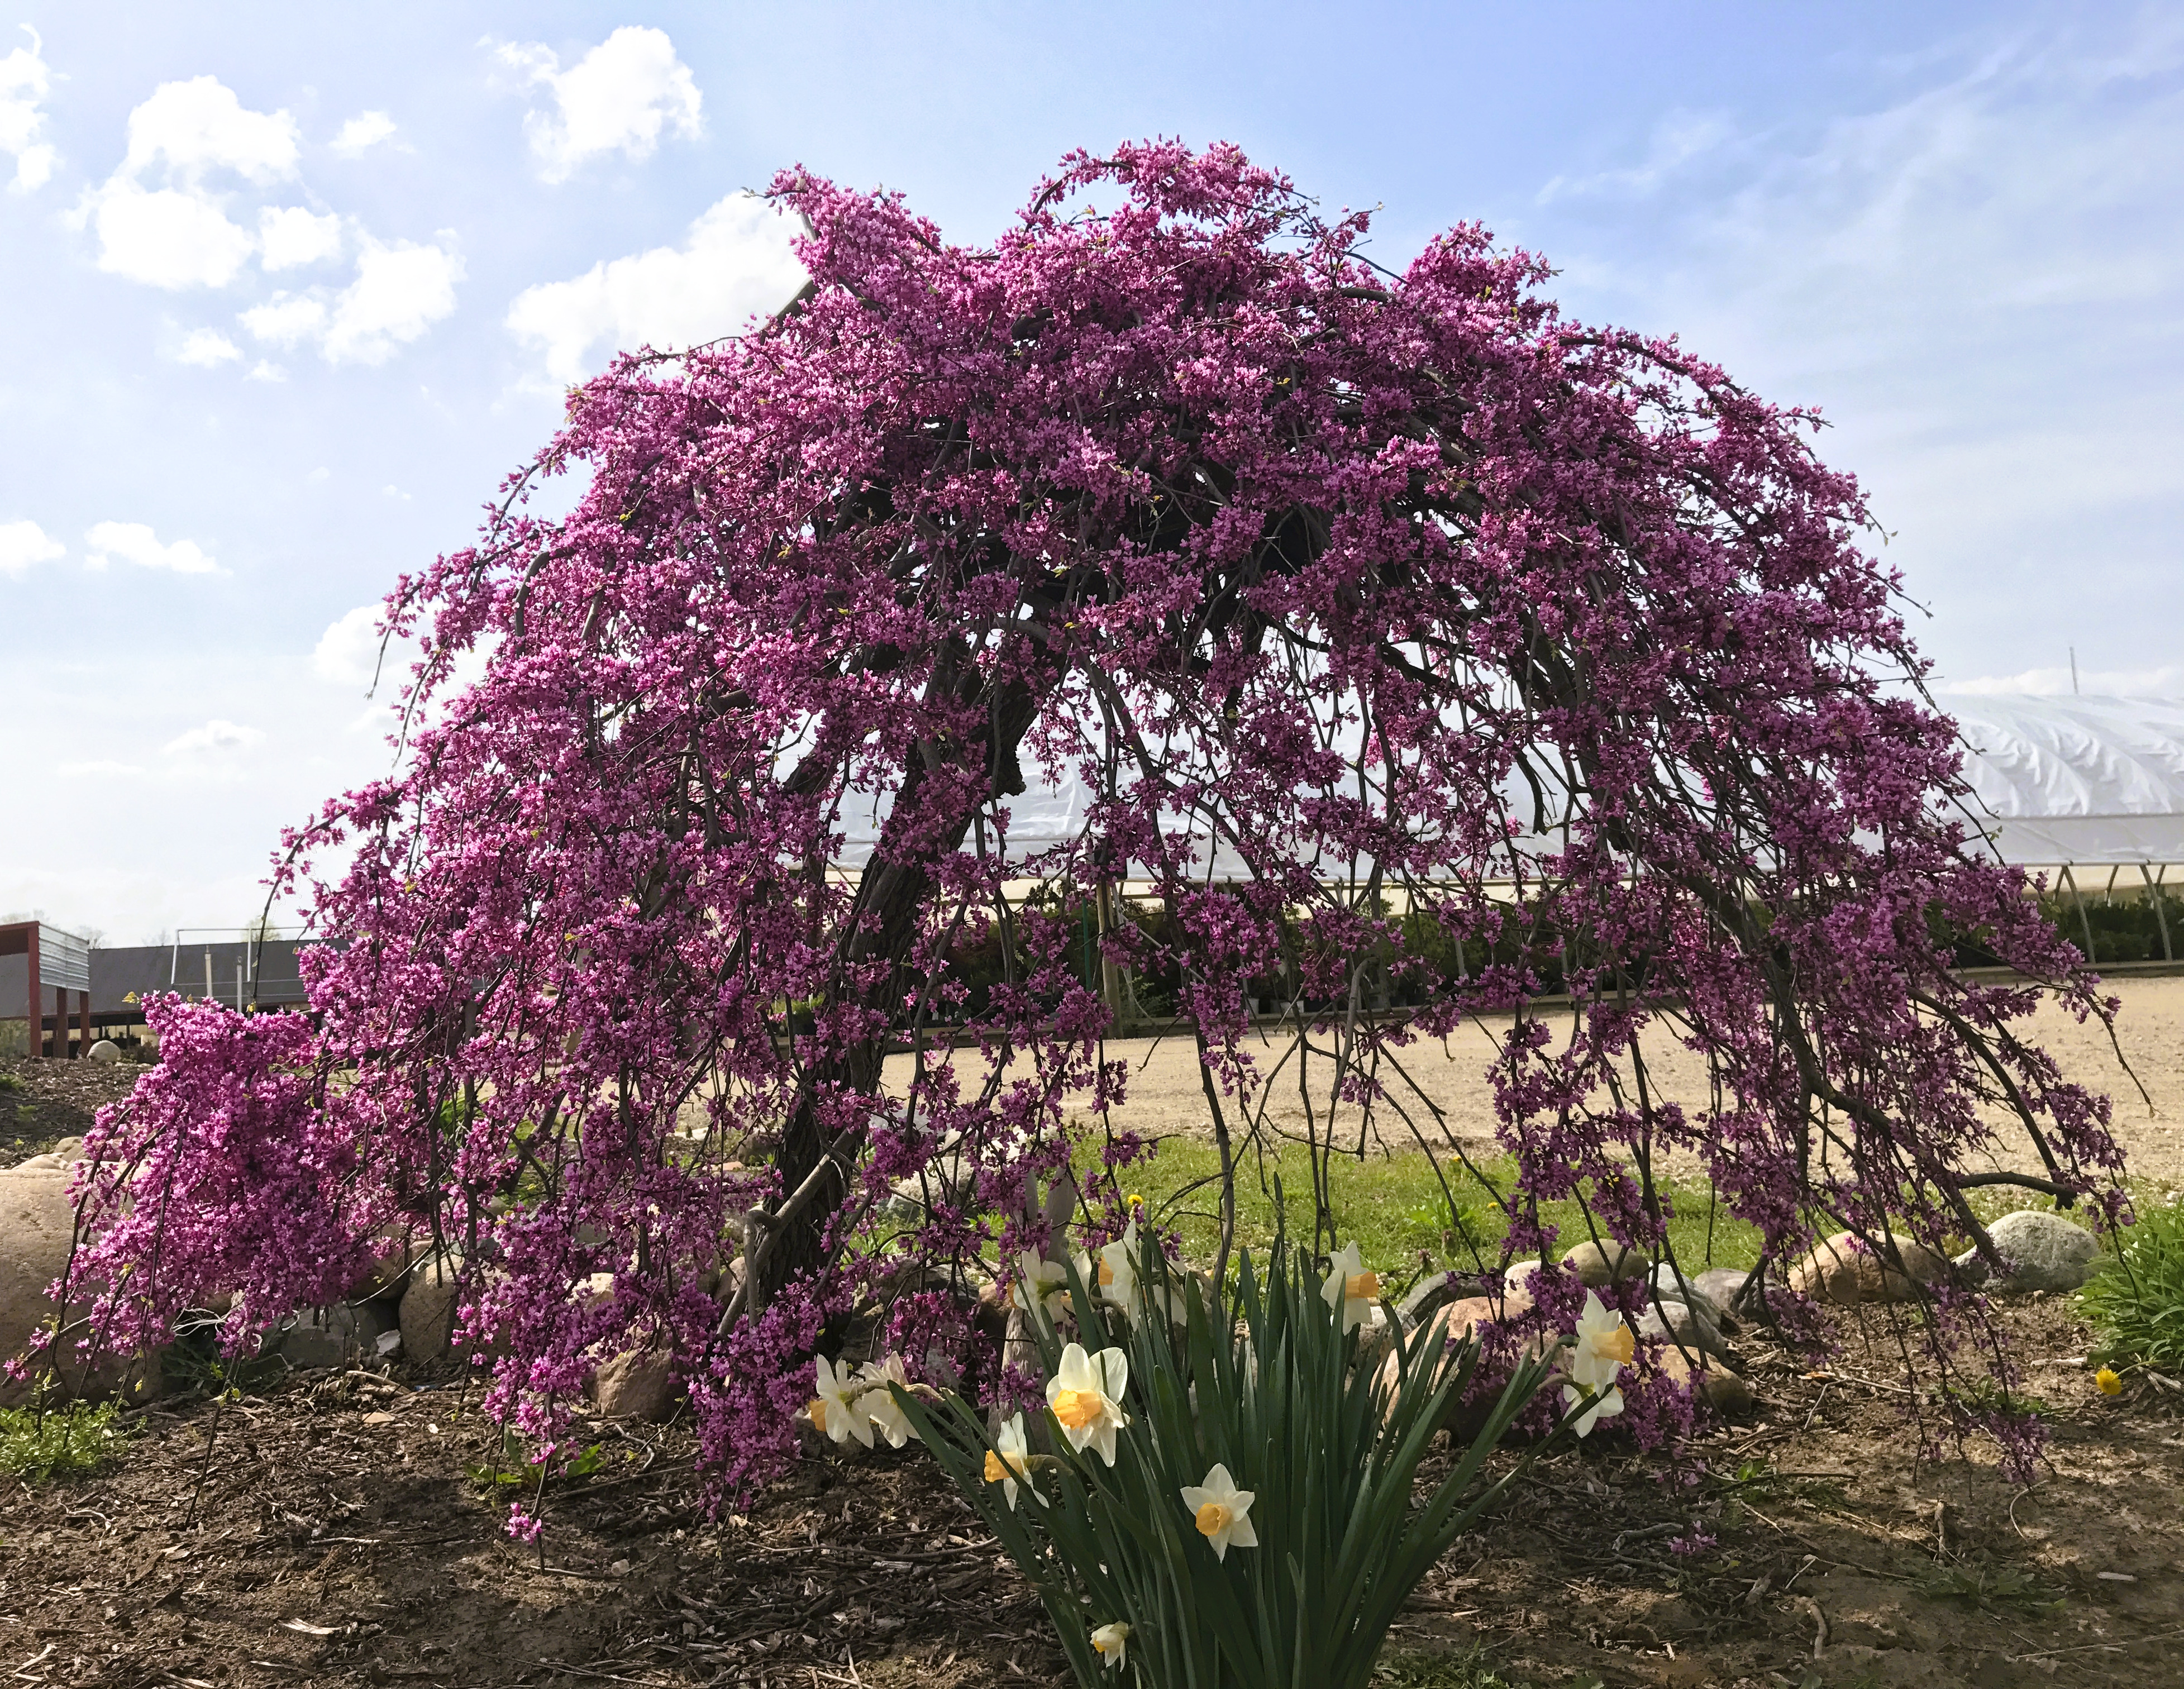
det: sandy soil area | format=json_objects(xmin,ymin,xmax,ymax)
[{"xmin": 884, "ymin": 974, "xmax": 2184, "ymax": 1182}]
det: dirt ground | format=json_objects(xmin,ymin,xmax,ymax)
[
  {"xmin": 883, "ymin": 972, "xmax": 2184, "ymax": 1182},
  {"xmin": 0, "ymin": 1299, "xmax": 2176, "ymax": 1688}
]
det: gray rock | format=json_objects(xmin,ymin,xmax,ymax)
[
  {"xmin": 1636, "ymin": 1299, "xmax": 1732, "ymax": 1364},
  {"xmin": 1649, "ymin": 1265, "xmax": 1738, "ymax": 1335},
  {"xmin": 86, "ymin": 1040, "xmax": 122, "ymax": 1064},
  {"xmin": 592, "ymin": 1346, "xmax": 677, "ymax": 1420},
  {"xmin": 1692, "ymin": 1267, "xmax": 1757, "ymax": 1316},
  {"xmin": 1396, "ymin": 1271, "xmax": 1462, "ymax": 1329},
  {"xmin": 1559, "ymin": 1239, "xmax": 1649, "ymax": 1287},
  {"xmin": 398, "ymin": 1257, "xmax": 466, "ymax": 1363},
  {"xmin": 1955, "ymin": 1209, "xmax": 2102, "ymax": 1294},
  {"xmin": 275, "ymin": 1302, "xmax": 383, "ymax": 1370}
]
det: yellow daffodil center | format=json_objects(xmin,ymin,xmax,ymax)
[
  {"xmin": 1345, "ymin": 1271, "xmax": 1380, "ymax": 1300},
  {"xmin": 2096, "ymin": 1367, "xmax": 2123, "ymax": 1396},
  {"xmin": 984, "ymin": 1449, "xmax": 1008, "ymax": 1482},
  {"xmin": 1195, "ymin": 1501, "xmax": 1233, "ymax": 1538},
  {"xmin": 808, "ymin": 1398, "xmax": 829, "ymax": 1433},
  {"xmin": 1093, "ymin": 1634, "xmax": 1118, "ymax": 1655},
  {"xmin": 1097, "ymin": 1259, "xmax": 1117, "ymax": 1285},
  {"xmin": 1052, "ymin": 1387, "xmax": 1106, "ymax": 1429},
  {"xmin": 1588, "ymin": 1325, "xmax": 1635, "ymax": 1366}
]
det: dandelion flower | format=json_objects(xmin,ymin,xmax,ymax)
[
  {"xmin": 1180, "ymin": 1462, "xmax": 1258, "ymax": 1561},
  {"xmin": 983, "ymin": 1413, "xmax": 1038, "ymax": 1510},
  {"xmin": 1322, "ymin": 1240, "xmax": 1381, "ymax": 1334},
  {"xmin": 1090, "ymin": 1620, "xmax": 1131, "ymax": 1671},
  {"xmin": 1046, "ymin": 1341, "xmax": 1131, "ymax": 1464},
  {"xmin": 2096, "ymin": 1367, "xmax": 2124, "ymax": 1396},
  {"xmin": 1569, "ymin": 1290, "xmax": 1636, "ymax": 1392}
]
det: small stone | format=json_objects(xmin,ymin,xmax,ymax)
[
  {"xmin": 1559, "ymin": 1239, "xmax": 1649, "ymax": 1287},
  {"xmin": 1787, "ymin": 1232, "xmax": 1949, "ymax": 1305},
  {"xmin": 1954, "ymin": 1209, "xmax": 2101, "ymax": 1294},
  {"xmin": 363, "ymin": 1411, "xmax": 395, "ymax": 1426},
  {"xmin": 86, "ymin": 1040, "xmax": 122, "ymax": 1064}
]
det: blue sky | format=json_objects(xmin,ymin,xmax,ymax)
[{"xmin": 2, "ymin": 3, "xmax": 2180, "ymax": 940}]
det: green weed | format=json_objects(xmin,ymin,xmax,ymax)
[
  {"xmin": 0, "ymin": 1400, "xmax": 130, "ymax": 1482},
  {"xmin": 2078, "ymin": 1195, "xmax": 2184, "ymax": 1370}
]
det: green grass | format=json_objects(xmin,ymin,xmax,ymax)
[
  {"xmin": 1372, "ymin": 1649, "xmax": 1592, "ymax": 1689},
  {"xmin": 2078, "ymin": 1192, "xmax": 2184, "ymax": 1369},
  {"xmin": 0, "ymin": 1401, "xmax": 129, "ymax": 1482},
  {"xmin": 1096, "ymin": 1137, "xmax": 1766, "ymax": 1282}
]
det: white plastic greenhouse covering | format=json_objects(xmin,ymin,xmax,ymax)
[
  {"xmin": 833, "ymin": 695, "xmax": 2184, "ymax": 876},
  {"xmin": 1949, "ymin": 695, "xmax": 2184, "ymax": 867}
]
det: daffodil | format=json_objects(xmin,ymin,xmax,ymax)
[
  {"xmin": 1180, "ymin": 1462, "xmax": 1258, "ymax": 1561},
  {"xmin": 1322, "ymin": 1240, "xmax": 1381, "ymax": 1334},
  {"xmin": 2096, "ymin": 1366, "xmax": 2124, "ymax": 1396},
  {"xmin": 1562, "ymin": 1381, "xmax": 1625, "ymax": 1437},
  {"xmin": 1046, "ymin": 1341, "xmax": 1131, "ymax": 1464},
  {"xmin": 1075, "ymin": 1216, "xmax": 1139, "ymax": 1315},
  {"xmin": 1013, "ymin": 1249, "xmax": 1072, "ymax": 1321},
  {"xmin": 856, "ymin": 1354, "xmax": 917, "ymax": 1448},
  {"xmin": 983, "ymin": 1412, "xmax": 1038, "ymax": 1510},
  {"xmin": 1568, "ymin": 1290, "xmax": 1636, "ymax": 1392},
  {"xmin": 1090, "ymin": 1620, "xmax": 1131, "ymax": 1671},
  {"xmin": 808, "ymin": 1353, "xmax": 870, "ymax": 1447}
]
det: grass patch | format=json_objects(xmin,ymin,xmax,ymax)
[
  {"xmin": 0, "ymin": 1400, "xmax": 130, "ymax": 1482},
  {"xmin": 1101, "ymin": 1137, "xmax": 1766, "ymax": 1280},
  {"xmin": 2078, "ymin": 1192, "xmax": 2184, "ymax": 1369},
  {"xmin": 1372, "ymin": 1648, "xmax": 1589, "ymax": 1688}
]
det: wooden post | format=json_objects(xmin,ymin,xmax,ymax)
[
  {"xmin": 76, "ymin": 990, "xmax": 90, "ymax": 1058},
  {"xmin": 24, "ymin": 925, "xmax": 40, "ymax": 1059}
]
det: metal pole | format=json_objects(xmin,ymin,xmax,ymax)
[
  {"xmin": 204, "ymin": 948, "xmax": 213, "ymax": 1004},
  {"xmin": 76, "ymin": 990, "xmax": 89, "ymax": 1058},
  {"xmin": 2143, "ymin": 864, "xmax": 2173, "ymax": 963},
  {"xmin": 2060, "ymin": 864, "xmax": 2097, "ymax": 963},
  {"xmin": 25, "ymin": 925, "xmax": 40, "ymax": 1060}
]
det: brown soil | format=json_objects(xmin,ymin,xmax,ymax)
[
  {"xmin": 883, "ymin": 974, "xmax": 2184, "ymax": 1182},
  {"xmin": 0, "ymin": 1300, "xmax": 2176, "ymax": 1689},
  {"xmin": 0, "ymin": 1055, "xmax": 142, "ymax": 1170}
]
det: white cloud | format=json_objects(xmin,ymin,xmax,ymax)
[
  {"xmin": 247, "ymin": 359, "xmax": 287, "ymax": 383},
  {"xmin": 0, "ymin": 25, "xmax": 57, "ymax": 193},
  {"xmin": 329, "ymin": 111, "xmax": 397, "ymax": 158},
  {"xmin": 85, "ymin": 180, "xmax": 255, "ymax": 288},
  {"xmin": 0, "ymin": 518, "xmax": 65, "ymax": 575},
  {"xmin": 506, "ymin": 192, "xmax": 805, "ymax": 384},
  {"xmin": 239, "ymin": 292, "xmax": 327, "ymax": 347},
  {"xmin": 237, "ymin": 238, "xmax": 462, "ymax": 365},
  {"xmin": 175, "ymin": 327, "xmax": 241, "ymax": 367},
  {"xmin": 57, "ymin": 759, "xmax": 146, "ymax": 777},
  {"xmin": 313, "ymin": 603, "xmax": 390, "ymax": 687},
  {"xmin": 162, "ymin": 718, "xmax": 264, "ymax": 756},
  {"xmin": 121, "ymin": 76, "xmax": 298, "ymax": 185},
  {"xmin": 495, "ymin": 26, "xmax": 701, "ymax": 183},
  {"xmin": 83, "ymin": 521, "xmax": 220, "ymax": 575},
  {"xmin": 258, "ymin": 204, "xmax": 342, "ymax": 270},
  {"xmin": 323, "ymin": 238, "xmax": 462, "ymax": 364}
]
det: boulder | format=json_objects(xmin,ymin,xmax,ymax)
[
  {"xmin": 1650, "ymin": 1265, "xmax": 1737, "ymax": 1334},
  {"xmin": 1692, "ymin": 1267, "xmax": 1758, "ymax": 1318},
  {"xmin": 592, "ymin": 1345, "xmax": 678, "ymax": 1421},
  {"xmin": 1376, "ymin": 1295, "xmax": 1551, "ymax": 1439},
  {"xmin": 1654, "ymin": 1343, "xmax": 1756, "ymax": 1416},
  {"xmin": 1953, "ymin": 1209, "xmax": 2101, "ymax": 1294},
  {"xmin": 347, "ymin": 1228, "xmax": 423, "ymax": 1302},
  {"xmin": 1636, "ymin": 1300, "xmax": 1732, "ymax": 1364},
  {"xmin": 86, "ymin": 1041, "xmax": 122, "ymax": 1064},
  {"xmin": 1500, "ymin": 1258, "xmax": 1543, "ymax": 1297},
  {"xmin": 274, "ymin": 1302, "xmax": 383, "ymax": 1371},
  {"xmin": 1560, "ymin": 1239, "xmax": 1649, "ymax": 1287},
  {"xmin": 1787, "ymin": 1232, "xmax": 1950, "ymax": 1305},
  {"xmin": 398, "ymin": 1257, "xmax": 472, "ymax": 1364},
  {"xmin": 0, "ymin": 1163, "xmax": 164, "ymax": 1405},
  {"xmin": 47, "ymin": 1138, "xmax": 84, "ymax": 1162}
]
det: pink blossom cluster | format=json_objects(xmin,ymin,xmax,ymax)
[{"xmin": 59, "ymin": 141, "xmax": 2125, "ymax": 1491}]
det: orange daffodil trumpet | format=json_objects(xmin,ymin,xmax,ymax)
[
  {"xmin": 1090, "ymin": 1621, "xmax": 1131, "ymax": 1671},
  {"xmin": 983, "ymin": 1413, "xmax": 1038, "ymax": 1510},
  {"xmin": 1322, "ymin": 1240, "xmax": 1382, "ymax": 1334},
  {"xmin": 1180, "ymin": 1463, "xmax": 1258, "ymax": 1561},
  {"xmin": 1047, "ymin": 1341, "xmax": 1131, "ymax": 1464},
  {"xmin": 1075, "ymin": 1215, "xmax": 1139, "ymax": 1315},
  {"xmin": 808, "ymin": 1354, "xmax": 868, "ymax": 1447},
  {"xmin": 1562, "ymin": 1290, "xmax": 1633, "ymax": 1436}
]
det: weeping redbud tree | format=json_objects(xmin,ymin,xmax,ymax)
[{"xmin": 66, "ymin": 142, "xmax": 2126, "ymax": 1492}]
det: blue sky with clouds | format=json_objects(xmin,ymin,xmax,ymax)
[{"xmin": 2, "ymin": 2, "xmax": 2179, "ymax": 939}]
